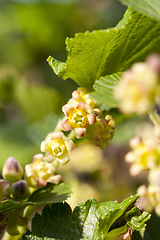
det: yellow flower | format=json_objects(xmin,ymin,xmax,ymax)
[
  {"xmin": 115, "ymin": 60, "xmax": 160, "ymax": 114},
  {"xmin": 125, "ymin": 136, "xmax": 160, "ymax": 176},
  {"xmin": 25, "ymin": 153, "xmax": 61, "ymax": 188},
  {"xmin": 41, "ymin": 132, "xmax": 75, "ymax": 164},
  {"xmin": 62, "ymin": 101, "xmax": 96, "ymax": 139},
  {"xmin": 72, "ymin": 87, "xmax": 96, "ymax": 108}
]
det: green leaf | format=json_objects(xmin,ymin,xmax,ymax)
[
  {"xmin": 120, "ymin": 0, "xmax": 160, "ymax": 22},
  {"xmin": 28, "ymin": 182, "xmax": 72, "ymax": 204},
  {"xmin": 97, "ymin": 194, "xmax": 138, "ymax": 235},
  {"xmin": 91, "ymin": 72, "xmax": 122, "ymax": 110},
  {"xmin": 48, "ymin": 9, "xmax": 160, "ymax": 90},
  {"xmin": 23, "ymin": 198, "xmax": 101, "ymax": 240},
  {"xmin": 125, "ymin": 207, "xmax": 151, "ymax": 231},
  {"xmin": 0, "ymin": 182, "xmax": 72, "ymax": 214},
  {"xmin": 22, "ymin": 195, "xmax": 145, "ymax": 240}
]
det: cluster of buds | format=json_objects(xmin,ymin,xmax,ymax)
[
  {"xmin": 2, "ymin": 156, "xmax": 30, "ymax": 201},
  {"xmin": 85, "ymin": 115, "xmax": 115, "ymax": 150},
  {"xmin": 114, "ymin": 54, "xmax": 160, "ymax": 114},
  {"xmin": 0, "ymin": 157, "xmax": 30, "ymax": 235}
]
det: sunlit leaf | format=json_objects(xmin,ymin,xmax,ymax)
[
  {"xmin": 91, "ymin": 72, "xmax": 122, "ymax": 110},
  {"xmin": 120, "ymin": 0, "xmax": 160, "ymax": 21},
  {"xmin": 22, "ymin": 194, "xmax": 150, "ymax": 240},
  {"xmin": 48, "ymin": 9, "xmax": 160, "ymax": 90}
]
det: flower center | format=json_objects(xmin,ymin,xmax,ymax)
[
  {"xmin": 48, "ymin": 139, "xmax": 67, "ymax": 157},
  {"xmin": 69, "ymin": 109, "xmax": 88, "ymax": 128},
  {"xmin": 33, "ymin": 160, "xmax": 53, "ymax": 180}
]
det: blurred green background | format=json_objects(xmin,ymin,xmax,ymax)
[
  {"xmin": 1, "ymin": 1, "xmax": 158, "ymax": 238},
  {"xmin": 0, "ymin": 0, "xmax": 126, "ymax": 166}
]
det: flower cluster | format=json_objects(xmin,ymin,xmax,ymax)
[
  {"xmin": 125, "ymin": 136, "xmax": 160, "ymax": 176},
  {"xmin": 115, "ymin": 54, "xmax": 160, "ymax": 114},
  {"xmin": 61, "ymin": 87, "xmax": 114, "ymax": 148},
  {"xmin": 125, "ymin": 125, "xmax": 160, "ymax": 216},
  {"xmin": 0, "ymin": 86, "xmax": 115, "ymax": 237}
]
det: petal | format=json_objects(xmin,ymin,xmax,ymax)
[
  {"xmin": 93, "ymin": 136, "xmax": 102, "ymax": 147},
  {"xmin": 47, "ymin": 174, "xmax": 62, "ymax": 185},
  {"xmin": 87, "ymin": 113, "xmax": 96, "ymax": 125},
  {"xmin": 75, "ymin": 127, "xmax": 86, "ymax": 139},
  {"xmin": 51, "ymin": 132, "xmax": 63, "ymax": 140},
  {"xmin": 25, "ymin": 164, "xmax": 33, "ymax": 177},
  {"xmin": 72, "ymin": 90, "xmax": 81, "ymax": 100},
  {"xmin": 67, "ymin": 98, "xmax": 79, "ymax": 108},
  {"xmin": 93, "ymin": 108, "xmax": 103, "ymax": 117},
  {"xmin": 62, "ymin": 119, "xmax": 73, "ymax": 131},
  {"xmin": 44, "ymin": 154, "xmax": 55, "ymax": 163},
  {"xmin": 78, "ymin": 87, "xmax": 89, "ymax": 96},
  {"xmin": 62, "ymin": 104, "xmax": 74, "ymax": 116},
  {"xmin": 0, "ymin": 180, "xmax": 10, "ymax": 192},
  {"xmin": 105, "ymin": 115, "xmax": 115, "ymax": 127},
  {"xmin": 58, "ymin": 153, "xmax": 70, "ymax": 165},
  {"xmin": 33, "ymin": 154, "xmax": 44, "ymax": 162},
  {"xmin": 77, "ymin": 101, "xmax": 92, "ymax": 113},
  {"xmin": 65, "ymin": 140, "xmax": 75, "ymax": 152},
  {"xmin": 36, "ymin": 177, "xmax": 47, "ymax": 187},
  {"xmin": 41, "ymin": 141, "xmax": 48, "ymax": 152}
]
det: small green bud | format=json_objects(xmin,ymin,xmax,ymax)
[
  {"xmin": 11, "ymin": 180, "xmax": 30, "ymax": 200},
  {"xmin": 2, "ymin": 157, "xmax": 23, "ymax": 183}
]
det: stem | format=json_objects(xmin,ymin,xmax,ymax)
[
  {"xmin": 2, "ymin": 205, "xmax": 37, "ymax": 240},
  {"xmin": 68, "ymin": 129, "xmax": 76, "ymax": 141},
  {"xmin": 53, "ymin": 159, "xmax": 60, "ymax": 169},
  {"xmin": 149, "ymin": 110, "xmax": 160, "ymax": 126},
  {"xmin": 54, "ymin": 116, "xmax": 66, "ymax": 132}
]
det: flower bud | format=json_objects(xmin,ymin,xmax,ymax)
[
  {"xmin": 2, "ymin": 157, "xmax": 23, "ymax": 183},
  {"xmin": 11, "ymin": 180, "xmax": 30, "ymax": 200},
  {"xmin": 0, "ymin": 180, "xmax": 10, "ymax": 201}
]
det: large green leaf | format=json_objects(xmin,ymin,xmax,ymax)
[
  {"xmin": 120, "ymin": 0, "xmax": 160, "ymax": 22},
  {"xmin": 48, "ymin": 8, "xmax": 160, "ymax": 90},
  {"xmin": 22, "ymin": 194, "xmax": 150, "ymax": 240},
  {"xmin": 91, "ymin": 72, "xmax": 122, "ymax": 110},
  {"xmin": 0, "ymin": 182, "xmax": 72, "ymax": 214}
]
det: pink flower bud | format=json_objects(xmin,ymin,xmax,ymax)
[
  {"xmin": 2, "ymin": 157, "xmax": 23, "ymax": 183},
  {"xmin": 11, "ymin": 180, "xmax": 30, "ymax": 200}
]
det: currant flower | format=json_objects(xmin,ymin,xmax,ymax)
[
  {"xmin": 41, "ymin": 132, "xmax": 75, "ymax": 164},
  {"xmin": 62, "ymin": 100, "xmax": 96, "ymax": 139},
  {"xmin": 114, "ymin": 55, "xmax": 160, "ymax": 114},
  {"xmin": 25, "ymin": 153, "xmax": 62, "ymax": 188},
  {"xmin": 125, "ymin": 136, "xmax": 160, "ymax": 176},
  {"xmin": 85, "ymin": 115, "xmax": 115, "ymax": 150},
  {"xmin": 72, "ymin": 87, "xmax": 96, "ymax": 108}
]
